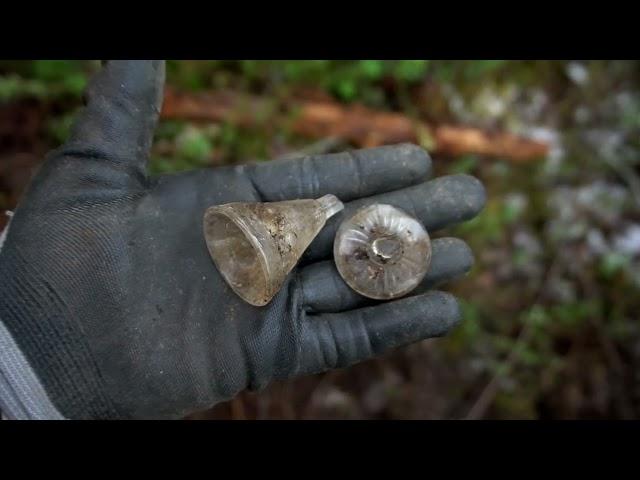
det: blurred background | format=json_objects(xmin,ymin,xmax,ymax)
[{"xmin": 1, "ymin": 60, "xmax": 639, "ymax": 419}]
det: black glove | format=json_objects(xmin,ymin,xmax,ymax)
[{"xmin": 0, "ymin": 61, "xmax": 485, "ymax": 419}]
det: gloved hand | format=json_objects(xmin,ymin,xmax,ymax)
[{"xmin": 0, "ymin": 61, "xmax": 485, "ymax": 419}]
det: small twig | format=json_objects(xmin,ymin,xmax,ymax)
[
  {"xmin": 161, "ymin": 87, "xmax": 550, "ymax": 163},
  {"xmin": 465, "ymin": 258, "xmax": 560, "ymax": 420},
  {"xmin": 465, "ymin": 321, "xmax": 534, "ymax": 420}
]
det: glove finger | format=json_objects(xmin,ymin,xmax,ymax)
[
  {"xmin": 300, "ymin": 237, "xmax": 474, "ymax": 313},
  {"xmin": 296, "ymin": 291, "xmax": 461, "ymax": 376},
  {"xmin": 303, "ymin": 174, "xmax": 486, "ymax": 262},
  {"xmin": 54, "ymin": 60, "xmax": 165, "ymax": 175},
  {"xmin": 187, "ymin": 143, "xmax": 431, "ymax": 206}
]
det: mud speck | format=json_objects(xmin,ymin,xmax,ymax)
[
  {"xmin": 249, "ymin": 203, "xmax": 294, "ymax": 257},
  {"xmin": 353, "ymin": 247, "xmax": 370, "ymax": 261}
]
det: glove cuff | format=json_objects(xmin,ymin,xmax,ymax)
[
  {"xmin": 0, "ymin": 222, "xmax": 123, "ymax": 419},
  {"xmin": 0, "ymin": 319, "xmax": 66, "ymax": 419}
]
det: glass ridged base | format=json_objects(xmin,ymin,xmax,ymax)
[{"xmin": 333, "ymin": 204, "xmax": 432, "ymax": 300}]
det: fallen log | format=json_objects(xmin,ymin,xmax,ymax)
[{"xmin": 161, "ymin": 87, "xmax": 549, "ymax": 163}]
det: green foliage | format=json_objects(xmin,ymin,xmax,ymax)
[
  {"xmin": 450, "ymin": 155, "xmax": 480, "ymax": 175},
  {"xmin": 0, "ymin": 60, "xmax": 95, "ymax": 102},
  {"xmin": 599, "ymin": 252, "xmax": 631, "ymax": 279},
  {"xmin": 164, "ymin": 60, "xmax": 437, "ymax": 105},
  {"xmin": 30, "ymin": 60, "xmax": 90, "ymax": 96},
  {"xmin": 166, "ymin": 60, "xmax": 221, "ymax": 90},
  {"xmin": 0, "ymin": 75, "xmax": 48, "ymax": 101},
  {"xmin": 445, "ymin": 300, "xmax": 483, "ymax": 354},
  {"xmin": 525, "ymin": 304, "xmax": 551, "ymax": 329},
  {"xmin": 393, "ymin": 60, "xmax": 430, "ymax": 82},
  {"xmin": 455, "ymin": 194, "xmax": 523, "ymax": 243},
  {"xmin": 359, "ymin": 60, "xmax": 385, "ymax": 80},
  {"xmin": 176, "ymin": 126, "xmax": 214, "ymax": 162},
  {"xmin": 463, "ymin": 60, "xmax": 507, "ymax": 79},
  {"xmin": 47, "ymin": 111, "xmax": 78, "ymax": 144},
  {"xmin": 551, "ymin": 300, "xmax": 601, "ymax": 329}
]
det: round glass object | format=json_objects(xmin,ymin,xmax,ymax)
[{"xmin": 333, "ymin": 204, "xmax": 432, "ymax": 300}]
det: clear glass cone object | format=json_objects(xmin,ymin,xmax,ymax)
[
  {"xmin": 203, "ymin": 194, "xmax": 343, "ymax": 307},
  {"xmin": 333, "ymin": 204, "xmax": 432, "ymax": 300}
]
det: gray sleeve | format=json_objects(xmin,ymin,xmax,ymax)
[{"xmin": 0, "ymin": 214, "xmax": 66, "ymax": 420}]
